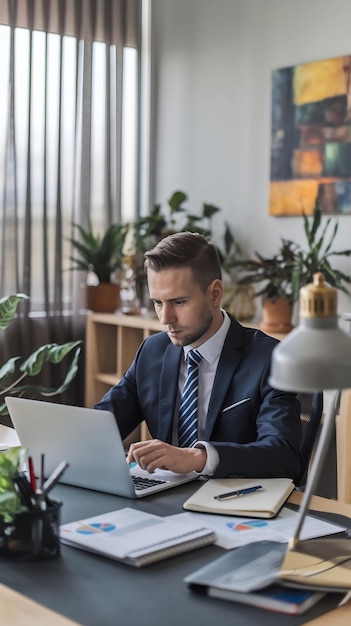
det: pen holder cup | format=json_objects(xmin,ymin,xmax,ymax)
[{"xmin": 0, "ymin": 499, "xmax": 62, "ymax": 561}]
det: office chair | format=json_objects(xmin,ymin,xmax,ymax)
[{"xmin": 295, "ymin": 391, "xmax": 324, "ymax": 489}]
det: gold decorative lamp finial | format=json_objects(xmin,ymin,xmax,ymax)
[{"xmin": 299, "ymin": 272, "xmax": 337, "ymax": 319}]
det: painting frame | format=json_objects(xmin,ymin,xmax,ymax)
[{"xmin": 269, "ymin": 54, "xmax": 351, "ymax": 216}]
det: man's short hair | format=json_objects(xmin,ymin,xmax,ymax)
[{"xmin": 144, "ymin": 232, "xmax": 222, "ymax": 292}]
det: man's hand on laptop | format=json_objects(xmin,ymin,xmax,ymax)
[{"xmin": 126, "ymin": 439, "xmax": 207, "ymax": 475}]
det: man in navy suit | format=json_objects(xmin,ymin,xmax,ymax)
[{"xmin": 94, "ymin": 232, "xmax": 302, "ymax": 480}]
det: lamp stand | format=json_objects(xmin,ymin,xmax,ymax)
[{"xmin": 290, "ymin": 389, "xmax": 341, "ymax": 548}]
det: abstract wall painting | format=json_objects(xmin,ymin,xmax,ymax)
[{"xmin": 269, "ymin": 54, "xmax": 351, "ymax": 216}]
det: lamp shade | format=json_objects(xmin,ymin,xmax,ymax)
[{"xmin": 269, "ymin": 273, "xmax": 351, "ymax": 392}]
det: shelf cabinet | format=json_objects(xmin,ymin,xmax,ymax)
[
  {"xmin": 85, "ymin": 313, "xmax": 286, "ymax": 443},
  {"xmin": 85, "ymin": 313, "xmax": 163, "ymax": 408},
  {"xmin": 85, "ymin": 313, "xmax": 163, "ymax": 443}
]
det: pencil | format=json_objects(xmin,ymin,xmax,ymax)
[{"xmin": 28, "ymin": 456, "xmax": 37, "ymax": 492}]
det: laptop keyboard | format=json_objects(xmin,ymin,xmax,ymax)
[{"xmin": 132, "ymin": 475, "xmax": 168, "ymax": 490}]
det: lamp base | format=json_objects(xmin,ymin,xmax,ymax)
[{"xmin": 279, "ymin": 537, "xmax": 351, "ymax": 591}]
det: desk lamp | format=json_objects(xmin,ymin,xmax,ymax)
[{"xmin": 269, "ymin": 273, "xmax": 351, "ymax": 590}]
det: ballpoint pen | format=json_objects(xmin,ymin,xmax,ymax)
[
  {"xmin": 40, "ymin": 452, "xmax": 45, "ymax": 489},
  {"xmin": 15, "ymin": 473, "xmax": 36, "ymax": 509},
  {"xmin": 214, "ymin": 485, "xmax": 263, "ymax": 500},
  {"xmin": 33, "ymin": 460, "xmax": 69, "ymax": 510}
]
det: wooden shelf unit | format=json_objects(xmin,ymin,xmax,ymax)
[
  {"xmin": 85, "ymin": 313, "xmax": 163, "ymax": 408},
  {"xmin": 85, "ymin": 313, "xmax": 163, "ymax": 443}
]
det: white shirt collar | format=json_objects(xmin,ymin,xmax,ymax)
[{"xmin": 183, "ymin": 309, "xmax": 231, "ymax": 365}]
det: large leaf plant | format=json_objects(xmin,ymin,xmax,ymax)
[
  {"xmin": 292, "ymin": 199, "xmax": 351, "ymax": 302},
  {"xmin": 0, "ymin": 294, "xmax": 82, "ymax": 417}
]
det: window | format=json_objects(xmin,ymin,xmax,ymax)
[{"xmin": 0, "ymin": 22, "xmax": 138, "ymax": 312}]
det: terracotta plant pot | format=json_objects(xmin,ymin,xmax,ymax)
[
  {"xmin": 260, "ymin": 297, "xmax": 294, "ymax": 334},
  {"xmin": 86, "ymin": 284, "xmax": 120, "ymax": 313}
]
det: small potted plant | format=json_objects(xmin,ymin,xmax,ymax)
[
  {"xmin": 233, "ymin": 199, "xmax": 351, "ymax": 334},
  {"xmin": 68, "ymin": 223, "xmax": 127, "ymax": 312},
  {"xmin": 0, "ymin": 294, "xmax": 81, "ymax": 424},
  {"xmin": 233, "ymin": 239, "xmax": 299, "ymax": 333}
]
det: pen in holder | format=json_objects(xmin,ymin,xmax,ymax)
[
  {"xmin": 0, "ymin": 450, "xmax": 68, "ymax": 561},
  {"xmin": 0, "ymin": 498, "xmax": 62, "ymax": 561}
]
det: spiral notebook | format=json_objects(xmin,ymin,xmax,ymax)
[{"xmin": 60, "ymin": 507, "xmax": 216, "ymax": 567}]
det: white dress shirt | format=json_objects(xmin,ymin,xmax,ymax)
[{"xmin": 172, "ymin": 310, "xmax": 231, "ymax": 475}]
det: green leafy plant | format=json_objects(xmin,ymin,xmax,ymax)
[
  {"xmin": 0, "ymin": 294, "xmax": 82, "ymax": 417},
  {"xmin": 232, "ymin": 199, "xmax": 351, "ymax": 306},
  {"xmin": 233, "ymin": 238, "xmax": 300, "ymax": 303},
  {"xmin": 68, "ymin": 223, "xmax": 128, "ymax": 283},
  {"xmin": 0, "ymin": 447, "xmax": 27, "ymax": 522},
  {"xmin": 292, "ymin": 199, "xmax": 351, "ymax": 301},
  {"xmin": 133, "ymin": 190, "xmax": 222, "ymax": 241},
  {"xmin": 130, "ymin": 190, "xmax": 242, "ymax": 294}
]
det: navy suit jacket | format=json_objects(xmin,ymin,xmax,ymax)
[{"xmin": 94, "ymin": 316, "xmax": 302, "ymax": 480}]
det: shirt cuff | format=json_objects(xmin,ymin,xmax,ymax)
[{"xmin": 193, "ymin": 441, "xmax": 219, "ymax": 476}]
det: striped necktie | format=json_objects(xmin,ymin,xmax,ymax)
[{"xmin": 178, "ymin": 349, "xmax": 202, "ymax": 448}]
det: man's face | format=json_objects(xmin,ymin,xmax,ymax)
[{"xmin": 147, "ymin": 267, "xmax": 222, "ymax": 347}]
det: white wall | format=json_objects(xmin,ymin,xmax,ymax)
[{"xmin": 150, "ymin": 0, "xmax": 351, "ymax": 319}]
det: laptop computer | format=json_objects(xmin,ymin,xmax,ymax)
[{"xmin": 5, "ymin": 397, "xmax": 199, "ymax": 498}]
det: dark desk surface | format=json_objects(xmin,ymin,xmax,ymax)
[{"xmin": 0, "ymin": 481, "xmax": 347, "ymax": 626}]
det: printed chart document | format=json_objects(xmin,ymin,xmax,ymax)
[
  {"xmin": 183, "ymin": 478, "xmax": 295, "ymax": 518},
  {"xmin": 171, "ymin": 506, "xmax": 346, "ymax": 550},
  {"xmin": 60, "ymin": 507, "xmax": 216, "ymax": 567}
]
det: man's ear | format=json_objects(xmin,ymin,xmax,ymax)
[{"xmin": 209, "ymin": 279, "xmax": 223, "ymax": 306}]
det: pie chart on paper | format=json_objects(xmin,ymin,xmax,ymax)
[
  {"xmin": 226, "ymin": 519, "xmax": 268, "ymax": 532},
  {"xmin": 76, "ymin": 522, "xmax": 116, "ymax": 535}
]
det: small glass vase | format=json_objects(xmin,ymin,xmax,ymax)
[{"xmin": 119, "ymin": 256, "xmax": 141, "ymax": 315}]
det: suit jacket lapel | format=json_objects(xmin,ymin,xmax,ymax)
[
  {"xmin": 157, "ymin": 343, "xmax": 182, "ymax": 442},
  {"xmin": 205, "ymin": 319, "xmax": 244, "ymax": 439}
]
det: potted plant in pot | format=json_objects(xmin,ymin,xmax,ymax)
[
  {"xmin": 233, "ymin": 238, "xmax": 299, "ymax": 334},
  {"xmin": 233, "ymin": 199, "xmax": 351, "ymax": 335},
  {"xmin": 68, "ymin": 223, "xmax": 127, "ymax": 313}
]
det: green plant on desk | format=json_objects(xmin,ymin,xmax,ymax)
[
  {"xmin": 0, "ymin": 447, "xmax": 27, "ymax": 522},
  {"xmin": 0, "ymin": 447, "xmax": 62, "ymax": 560}
]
